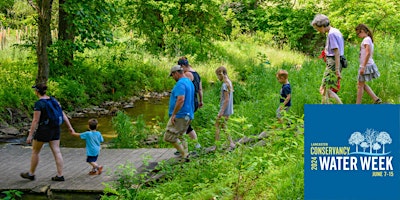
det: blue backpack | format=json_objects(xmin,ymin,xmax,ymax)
[{"xmin": 40, "ymin": 97, "xmax": 64, "ymax": 127}]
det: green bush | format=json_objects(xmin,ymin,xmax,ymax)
[
  {"xmin": 48, "ymin": 78, "xmax": 88, "ymax": 111},
  {"xmin": 111, "ymin": 111, "xmax": 150, "ymax": 149}
]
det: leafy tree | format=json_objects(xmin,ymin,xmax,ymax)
[
  {"xmin": 327, "ymin": 0, "xmax": 400, "ymax": 40},
  {"xmin": 23, "ymin": 0, "xmax": 118, "ymax": 83},
  {"xmin": 360, "ymin": 142, "xmax": 368, "ymax": 152},
  {"xmin": 254, "ymin": 0, "xmax": 321, "ymax": 54},
  {"xmin": 372, "ymin": 142, "xmax": 381, "ymax": 153},
  {"xmin": 220, "ymin": 0, "xmax": 260, "ymax": 35},
  {"xmin": 348, "ymin": 131, "xmax": 364, "ymax": 153},
  {"xmin": 55, "ymin": 0, "xmax": 118, "ymax": 69},
  {"xmin": 376, "ymin": 131, "xmax": 392, "ymax": 154},
  {"xmin": 124, "ymin": 0, "xmax": 224, "ymax": 57},
  {"xmin": 0, "ymin": 0, "xmax": 14, "ymax": 15}
]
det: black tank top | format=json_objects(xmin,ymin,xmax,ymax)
[{"xmin": 190, "ymin": 71, "xmax": 201, "ymax": 111}]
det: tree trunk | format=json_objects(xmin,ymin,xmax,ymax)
[
  {"xmin": 58, "ymin": 0, "xmax": 74, "ymax": 67},
  {"xmin": 34, "ymin": 0, "xmax": 53, "ymax": 84}
]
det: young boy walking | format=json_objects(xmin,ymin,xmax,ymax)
[
  {"xmin": 276, "ymin": 69, "xmax": 291, "ymax": 123},
  {"xmin": 70, "ymin": 119, "xmax": 104, "ymax": 175}
]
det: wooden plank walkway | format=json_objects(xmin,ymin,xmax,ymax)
[{"xmin": 0, "ymin": 144, "xmax": 176, "ymax": 193}]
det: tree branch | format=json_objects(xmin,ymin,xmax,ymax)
[{"xmin": 27, "ymin": 0, "xmax": 40, "ymax": 13}]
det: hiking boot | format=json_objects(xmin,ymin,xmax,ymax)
[
  {"xmin": 20, "ymin": 172, "xmax": 35, "ymax": 181},
  {"xmin": 51, "ymin": 175, "xmax": 65, "ymax": 181}
]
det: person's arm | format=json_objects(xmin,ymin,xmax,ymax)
[
  {"xmin": 360, "ymin": 43, "xmax": 371, "ymax": 75},
  {"xmin": 27, "ymin": 110, "xmax": 40, "ymax": 144},
  {"xmin": 198, "ymin": 81, "xmax": 203, "ymax": 108},
  {"xmin": 62, "ymin": 111, "xmax": 75, "ymax": 134},
  {"xmin": 333, "ymin": 48, "xmax": 341, "ymax": 79},
  {"xmin": 70, "ymin": 130, "xmax": 81, "ymax": 137},
  {"xmin": 280, "ymin": 94, "xmax": 291, "ymax": 109},
  {"xmin": 171, "ymin": 95, "xmax": 185, "ymax": 125},
  {"xmin": 218, "ymin": 90, "xmax": 229, "ymax": 118}
]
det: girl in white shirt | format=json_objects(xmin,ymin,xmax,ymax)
[{"xmin": 355, "ymin": 24, "xmax": 382, "ymax": 104}]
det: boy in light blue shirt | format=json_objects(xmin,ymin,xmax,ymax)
[{"xmin": 71, "ymin": 118, "xmax": 104, "ymax": 175}]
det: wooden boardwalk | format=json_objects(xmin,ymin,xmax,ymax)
[{"xmin": 0, "ymin": 144, "xmax": 176, "ymax": 193}]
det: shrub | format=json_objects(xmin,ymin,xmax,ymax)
[{"xmin": 111, "ymin": 111, "xmax": 149, "ymax": 148}]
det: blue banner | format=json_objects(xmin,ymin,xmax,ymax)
[{"xmin": 304, "ymin": 104, "xmax": 400, "ymax": 200}]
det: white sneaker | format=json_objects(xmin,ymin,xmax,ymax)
[{"xmin": 195, "ymin": 143, "xmax": 201, "ymax": 149}]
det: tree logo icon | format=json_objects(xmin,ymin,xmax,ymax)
[{"xmin": 349, "ymin": 128, "xmax": 392, "ymax": 155}]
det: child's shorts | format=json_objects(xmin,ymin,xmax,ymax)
[
  {"xmin": 276, "ymin": 106, "xmax": 290, "ymax": 119},
  {"xmin": 87, "ymin": 155, "xmax": 98, "ymax": 163}
]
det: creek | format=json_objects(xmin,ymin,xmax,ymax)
[{"xmin": 60, "ymin": 98, "xmax": 169, "ymax": 148}]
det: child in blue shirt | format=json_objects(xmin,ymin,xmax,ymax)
[
  {"xmin": 71, "ymin": 119, "xmax": 104, "ymax": 175},
  {"xmin": 276, "ymin": 70, "xmax": 291, "ymax": 123}
]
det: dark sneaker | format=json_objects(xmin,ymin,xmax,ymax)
[
  {"xmin": 51, "ymin": 176, "xmax": 65, "ymax": 181},
  {"xmin": 20, "ymin": 172, "xmax": 35, "ymax": 181},
  {"xmin": 374, "ymin": 98, "xmax": 383, "ymax": 104},
  {"xmin": 179, "ymin": 155, "xmax": 190, "ymax": 163}
]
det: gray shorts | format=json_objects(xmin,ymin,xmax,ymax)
[
  {"xmin": 276, "ymin": 106, "xmax": 290, "ymax": 119},
  {"xmin": 163, "ymin": 117, "xmax": 190, "ymax": 143}
]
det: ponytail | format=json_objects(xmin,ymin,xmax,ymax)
[{"xmin": 356, "ymin": 24, "xmax": 374, "ymax": 43}]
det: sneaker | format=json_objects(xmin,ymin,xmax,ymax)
[
  {"xmin": 88, "ymin": 170, "xmax": 97, "ymax": 175},
  {"xmin": 174, "ymin": 151, "xmax": 181, "ymax": 156},
  {"xmin": 20, "ymin": 172, "xmax": 35, "ymax": 181},
  {"xmin": 227, "ymin": 145, "xmax": 236, "ymax": 152},
  {"xmin": 179, "ymin": 154, "xmax": 190, "ymax": 163},
  {"xmin": 195, "ymin": 143, "xmax": 202, "ymax": 149},
  {"xmin": 97, "ymin": 166, "xmax": 103, "ymax": 175},
  {"xmin": 374, "ymin": 98, "xmax": 383, "ymax": 104},
  {"xmin": 51, "ymin": 175, "xmax": 65, "ymax": 181}
]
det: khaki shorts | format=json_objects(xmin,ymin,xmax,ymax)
[
  {"xmin": 322, "ymin": 57, "xmax": 342, "ymax": 92},
  {"xmin": 163, "ymin": 117, "xmax": 190, "ymax": 143}
]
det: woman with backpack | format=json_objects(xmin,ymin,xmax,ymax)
[{"xmin": 20, "ymin": 83, "xmax": 74, "ymax": 181}]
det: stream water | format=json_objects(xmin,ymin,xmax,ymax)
[{"xmin": 60, "ymin": 98, "xmax": 169, "ymax": 148}]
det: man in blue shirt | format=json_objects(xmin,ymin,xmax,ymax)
[{"xmin": 164, "ymin": 65, "xmax": 194, "ymax": 160}]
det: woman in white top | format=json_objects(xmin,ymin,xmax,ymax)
[{"xmin": 355, "ymin": 24, "xmax": 382, "ymax": 104}]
